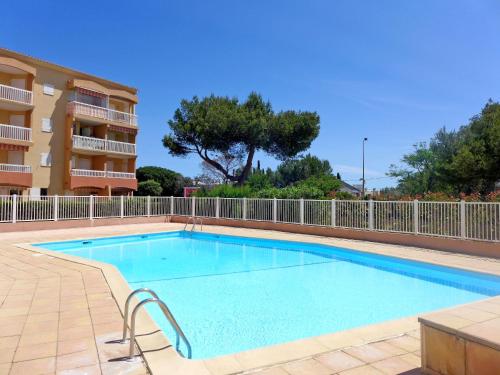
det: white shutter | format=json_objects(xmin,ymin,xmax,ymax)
[
  {"xmin": 40, "ymin": 152, "xmax": 52, "ymax": 167},
  {"xmin": 43, "ymin": 84, "xmax": 55, "ymax": 96},
  {"xmin": 42, "ymin": 118, "xmax": 52, "ymax": 132}
]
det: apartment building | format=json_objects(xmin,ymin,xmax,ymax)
[{"xmin": 0, "ymin": 47, "xmax": 138, "ymax": 196}]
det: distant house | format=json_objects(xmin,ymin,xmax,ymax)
[
  {"xmin": 338, "ymin": 181, "xmax": 362, "ymax": 197},
  {"xmin": 495, "ymin": 180, "xmax": 500, "ymax": 192},
  {"xmin": 183, "ymin": 186, "xmax": 200, "ymax": 197}
]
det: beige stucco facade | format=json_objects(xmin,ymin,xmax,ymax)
[{"xmin": 0, "ymin": 47, "xmax": 138, "ymax": 196}]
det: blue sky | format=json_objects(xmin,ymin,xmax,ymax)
[{"xmin": 2, "ymin": 1, "xmax": 499, "ymax": 188}]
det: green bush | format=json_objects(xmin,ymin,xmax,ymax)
[
  {"xmin": 255, "ymin": 185, "xmax": 324, "ymax": 199},
  {"xmin": 137, "ymin": 180, "xmax": 163, "ymax": 196},
  {"xmin": 194, "ymin": 184, "xmax": 254, "ymax": 198},
  {"xmin": 296, "ymin": 175, "xmax": 341, "ymax": 196}
]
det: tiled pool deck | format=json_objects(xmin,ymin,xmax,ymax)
[{"xmin": 1, "ymin": 223, "xmax": 500, "ymax": 375}]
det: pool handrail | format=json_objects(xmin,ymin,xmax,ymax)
[
  {"xmin": 183, "ymin": 216, "xmax": 203, "ymax": 232},
  {"xmin": 121, "ymin": 288, "xmax": 160, "ymax": 343},
  {"xmin": 121, "ymin": 288, "xmax": 192, "ymax": 359}
]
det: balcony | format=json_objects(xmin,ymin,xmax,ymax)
[
  {"xmin": 70, "ymin": 169, "xmax": 137, "ymax": 190},
  {"xmin": 72, "ymin": 135, "xmax": 136, "ymax": 156},
  {"xmin": 67, "ymin": 101, "xmax": 138, "ymax": 128},
  {"xmin": 0, "ymin": 84, "xmax": 33, "ymax": 110},
  {"xmin": 0, "ymin": 124, "xmax": 32, "ymax": 146},
  {"xmin": 0, "ymin": 163, "xmax": 32, "ymax": 188}
]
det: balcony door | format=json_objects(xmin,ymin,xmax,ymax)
[
  {"xmin": 9, "ymin": 78, "xmax": 26, "ymax": 90},
  {"xmin": 9, "ymin": 114, "xmax": 25, "ymax": 127},
  {"xmin": 7, "ymin": 150, "xmax": 23, "ymax": 165}
]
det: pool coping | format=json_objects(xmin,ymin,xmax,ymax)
[{"xmin": 14, "ymin": 224, "xmax": 500, "ymax": 375}]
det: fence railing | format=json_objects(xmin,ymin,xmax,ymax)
[
  {"xmin": 70, "ymin": 169, "xmax": 136, "ymax": 179},
  {"xmin": 0, "ymin": 124, "xmax": 32, "ymax": 142},
  {"xmin": 67, "ymin": 101, "xmax": 138, "ymax": 127},
  {"xmin": 72, "ymin": 135, "xmax": 136, "ymax": 155},
  {"xmin": 0, "ymin": 164, "xmax": 32, "ymax": 173},
  {"xmin": 0, "ymin": 84, "xmax": 33, "ymax": 105},
  {"xmin": 0, "ymin": 196, "xmax": 498, "ymax": 242}
]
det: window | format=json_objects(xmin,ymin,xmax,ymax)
[
  {"xmin": 40, "ymin": 152, "xmax": 52, "ymax": 167},
  {"xmin": 42, "ymin": 118, "xmax": 52, "ymax": 133},
  {"xmin": 40, "ymin": 188, "xmax": 48, "ymax": 197},
  {"xmin": 43, "ymin": 84, "xmax": 55, "ymax": 96}
]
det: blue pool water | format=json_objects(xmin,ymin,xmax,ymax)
[{"xmin": 36, "ymin": 231, "xmax": 500, "ymax": 359}]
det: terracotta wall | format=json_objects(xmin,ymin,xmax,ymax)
[{"xmin": 1, "ymin": 215, "xmax": 498, "ymax": 259}]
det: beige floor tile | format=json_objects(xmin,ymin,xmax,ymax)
[
  {"xmin": 0, "ymin": 336, "xmax": 19, "ymax": 350},
  {"xmin": 251, "ymin": 367, "xmax": 289, "ymax": 375},
  {"xmin": 0, "ymin": 347, "xmax": 16, "ymax": 364},
  {"xmin": 384, "ymin": 335, "xmax": 421, "ymax": 353},
  {"xmin": 100, "ymin": 360, "xmax": 147, "ymax": 375},
  {"xmin": 9, "ymin": 356, "xmax": 56, "ymax": 375},
  {"xmin": 371, "ymin": 356, "xmax": 419, "ymax": 374},
  {"xmin": 14, "ymin": 341, "xmax": 57, "ymax": 362},
  {"xmin": 56, "ymin": 348, "xmax": 99, "ymax": 371},
  {"xmin": 283, "ymin": 358, "xmax": 332, "ymax": 375},
  {"xmin": 344, "ymin": 343, "xmax": 394, "ymax": 363},
  {"xmin": 56, "ymin": 364, "xmax": 101, "ymax": 375},
  {"xmin": 399, "ymin": 353, "xmax": 421, "ymax": 367},
  {"xmin": 18, "ymin": 331, "xmax": 58, "ymax": 347},
  {"xmin": 337, "ymin": 364, "xmax": 385, "ymax": 374},
  {"xmin": 0, "ymin": 363, "xmax": 11, "ymax": 375},
  {"xmin": 57, "ymin": 337, "xmax": 96, "ymax": 357},
  {"xmin": 58, "ymin": 324, "xmax": 95, "ymax": 341},
  {"xmin": 315, "ymin": 350, "xmax": 365, "ymax": 373}
]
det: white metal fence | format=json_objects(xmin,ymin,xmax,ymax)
[
  {"xmin": 67, "ymin": 101, "xmax": 138, "ymax": 127},
  {"xmin": 0, "ymin": 195, "xmax": 498, "ymax": 242},
  {"xmin": 72, "ymin": 135, "xmax": 136, "ymax": 155},
  {"xmin": 0, "ymin": 124, "xmax": 32, "ymax": 142},
  {"xmin": 0, "ymin": 84, "xmax": 33, "ymax": 105}
]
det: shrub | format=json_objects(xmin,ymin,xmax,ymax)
[
  {"xmin": 255, "ymin": 185, "xmax": 324, "ymax": 199},
  {"xmin": 329, "ymin": 191, "xmax": 357, "ymax": 200},
  {"xmin": 296, "ymin": 175, "xmax": 341, "ymax": 196},
  {"xmin": 137, "ymin": 180, "xmax": 162, "ymax": 196},
  {"xmin": 194, "ymin": 184, "xmax": 254, "ymax": 198}
]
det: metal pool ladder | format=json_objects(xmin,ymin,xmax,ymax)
[
  {"xmin": 120, "ymin": 288, "xmax": 192, "ymax": 359},
  {"xmin": 183, "ymin": 216, "xmax": 203, "ymax": 232}
]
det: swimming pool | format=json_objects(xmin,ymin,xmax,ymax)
[{"xmin": 36, "ymin": 231, "xmax": 500, "ymax": 359}]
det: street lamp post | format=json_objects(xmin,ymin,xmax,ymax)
[{"xmin": 362, "ymin": 137, "xmax": 368, "ymax": 198}]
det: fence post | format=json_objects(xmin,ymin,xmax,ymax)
[
  {"xmin": 89, "ymin": 195, "xmax": 94, "ymax": 221},
  {"xmin": 54, "ymin": 195, "xmax": 58, "ymax": 221},
  {"xmin": 331, "ymin": 199, "xmax": 336, "ymax": 227},
  {"xmin": 216, "ymin": 197, "xmax": 220, "ymax": 219},
  {"xmin": 300, "ymin": 198, "xmax": 304, "ymax": 225},
  {"xmin": 460, "ymin": 200, "xmax": 466, "ymax": 238},
  {"xmin": 120, "ymin": 195, "xmax": 124, "ymax": 218},
  {"xmin": 368, "ymin": 199, "xmax": 374, "ymax": 230},
  {"xmin": 147, "ymin": 196, "xmax": 151, "ymax": 217},
  {"xmin": 273, "ymin": 198, "xmax": 277, "ymax": 223},
  {"xmin": 243, "ymin": 197, "xmax": 247, "ymax": 220},
  {"xmin": 413, "ymin": 200, "xmax": 419, "ymax": 234},
  {"xmin": 192, "ymin": 196, "xmax": 196, "ymax": 217},
  {"xmin": 170, "ymin": 196, "xmax": 174, "ymax": 215},
  {"xmin": 12, "ymin": 194, "xmax": 17, "ymax": 223}
]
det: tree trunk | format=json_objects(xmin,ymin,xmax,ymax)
[{"xmin": 236, "ymin": 147, "xmax": 255, "ymax": 185}]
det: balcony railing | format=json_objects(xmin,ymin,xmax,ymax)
[
  {"xmin": 0, "ymin": 124, "xmax": 32, "ymax": 142},
  {"xmin": 0, "ymin": 163, "xmax": 31, "ymax": 173},
  {"xmin": 71, "ymin": 169, "xmax": 135, "ymax": 179},
  {"xmin": 72, "ymin": 135, "xmax": 136, "ymax": 155},
  {"xmin": 67, "ymin": 101, "xmax": 138, "ymax": 127},
  {"xmin": 0, "ymin": 84, "xmax": 33, "ymax": 105},
  {"xmin": 106, "ymin": 171, "xmax": 136, "ymax": 179}
]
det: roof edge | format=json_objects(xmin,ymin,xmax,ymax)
[{"xmin": 0, "ymin": 47, "xmax": 138, "ymax": 95}]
